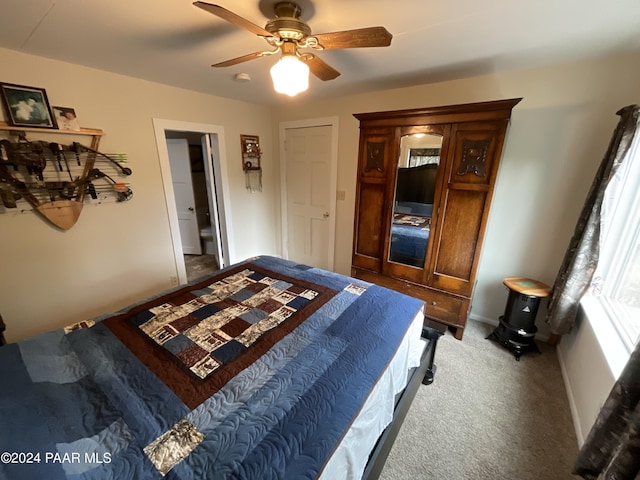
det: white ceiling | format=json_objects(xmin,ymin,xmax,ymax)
[{"xmin": 1, "ymin": 0, "xmax": 639, "ymax": 106}]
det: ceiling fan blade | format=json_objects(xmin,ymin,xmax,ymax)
[
  {"xmin": 313, "ymin": 27, "xmax": 392, "ymax": 49},
  {"xmin": 212, "ymin": 51, "xmax": 268, "ymax": 67},
  {"xmin": 193, "ymin": 2, "xmax": 273, "ymax": 38},
  {"xmin": 302, "ymin": 54, "xmax": 340, "ymax": 81}
]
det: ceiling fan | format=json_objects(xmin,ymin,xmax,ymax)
[{"xmin": 193, "ymin": 1, "xmax": 393, "ymax": 96}]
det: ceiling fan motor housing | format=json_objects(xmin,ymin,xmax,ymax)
[{"xmin": 265, "ymin": 2, "xmax": 311, "ymax": 41}]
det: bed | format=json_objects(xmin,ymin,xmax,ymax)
[
  {"xmin": 390, "ymin": 203, "xmax": 432, "ymax": 267},
  {"xmin": 0, "ymin": 256, "xmax": 442, "ymax": 480}
]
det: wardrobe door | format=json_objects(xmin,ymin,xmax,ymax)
[
  {"xmin": 428, "ymin": 120, "xmax": 508, "ymax": 296},
  {"xmin": 382, "ymin": 125, "xmax": 449, "ymax": 284},
  {"xmin": 352, "ymin": 128, "xmax": 396, "ymax": 273}
]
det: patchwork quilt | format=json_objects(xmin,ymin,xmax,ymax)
[
  {"xmin": 393, "ymin": 213, "xmax": 430, "ymax": 229},
  {"xmin": 0, "ymin": 256, "xmax": 424, "ymax": 480}
]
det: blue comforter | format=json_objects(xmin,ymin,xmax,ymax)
[
  {"xmin": 391, "ymin": 224, "xmax": 430, "ymax": 259},
  {"xmin": 0, "ymin": 256, "xmax": 423, "ymax": 480}
]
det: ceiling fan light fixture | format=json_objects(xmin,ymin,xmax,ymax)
[
  {"xmin": 195, "ymin": 1, "xmax": 393, "ymax": 95},
  {"xmin": 270, "ymin": 55, "xmax": 309, "ymax": 96}
]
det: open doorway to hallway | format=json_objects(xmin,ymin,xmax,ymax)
[
  {"xmin": 153, "ymin": 119, "xmax": 235, "ymax": 286},
  {"xmin": 165, "ymin": 132, "xmax": 220, "ymax": 282}
]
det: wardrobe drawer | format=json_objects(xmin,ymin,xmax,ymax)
[{"xmin": 423, "ymin": 289, "xmax": 469, "ymax": 328}]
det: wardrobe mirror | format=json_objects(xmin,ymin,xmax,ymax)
[{"xmin": 388, "ymin": 133, "xmax": 442, "ymax": 267}]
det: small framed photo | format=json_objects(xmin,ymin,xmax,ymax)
[
  {"xmin": 0, "ymin": 82, "xmax": 57, "ymax": 129},
  {"xmin": 53, "ymin": 106, "xmax": 81, "ymax": 131}
]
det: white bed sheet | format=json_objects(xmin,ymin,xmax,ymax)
[{"xmin": 319, "ymin": 306, "xmax": 426, "ymax": 479}]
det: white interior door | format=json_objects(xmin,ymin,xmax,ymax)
[
  {"xmin": 283, "ymin": 124, "xmax": 336, "ymax": 270},
  {"xmin": 167, "ymin": 138, "xmax": 202, "ymax": 255}
]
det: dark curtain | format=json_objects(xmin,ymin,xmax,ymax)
[
  {"xmin": 574, "ymin": 340, "xmax": 640, "ymax": 479},
  {"xmin": 545, "ymin": 105, "xmax": 640, "ymax": 335}
]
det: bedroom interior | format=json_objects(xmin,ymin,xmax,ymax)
[{"xmin": 0, "ymin": 0, "xmax": 639, "ymax": 478}]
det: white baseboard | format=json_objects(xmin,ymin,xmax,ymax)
[
  {"xmin": 556, "ymin": 345, "xmax": 585, "ymax": 446},
  {"xmin": 467, "ymin": 312, "xmax": 497, "ymax": 327}
]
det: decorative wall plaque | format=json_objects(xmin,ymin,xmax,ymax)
[
  {"xmin": 365, "ymin": 141, "xmax": 385, "ymax": 172},
  {"xmin": 457, "ymin": 139, "xmax": 489, "ymax": 177}
]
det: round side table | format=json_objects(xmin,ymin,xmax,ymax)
[{"xmin": 487, "ymin": 277, "xmax": 552, "ymax": 360}]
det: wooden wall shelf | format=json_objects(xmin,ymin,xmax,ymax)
[{"xmin": 0, "ymin": 121, "xmax": 104, "ymax": 138}]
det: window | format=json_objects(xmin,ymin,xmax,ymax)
[
  {"xmin": 590, "ymin": 124, "xmax": 640, "ymax": 351},
  {"xmin": 408, "ymin": 148, "xmax": 440, "ymax": 167}
]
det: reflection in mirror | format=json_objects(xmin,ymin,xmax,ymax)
[{"xmin": 389, "ymin": 133, "xmax": 443, "ymax": 267}]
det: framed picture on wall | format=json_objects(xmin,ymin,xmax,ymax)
[
  {"xmin": 53, "ymin": 106, "xmax": 81, "ymax": 131},
  {"xmin": 0, "ymin": 82, "xmax": 57, "ymax": 129}
]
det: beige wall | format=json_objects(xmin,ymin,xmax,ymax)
[
  {"xmin": 271, "ymin": 51, "xmax": 640, "ymax": 336},
  {"xmin": 0, "ymin": 47, "xmax": 279, "ymax": 342}
]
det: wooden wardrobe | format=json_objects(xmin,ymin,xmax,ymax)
[{"xmin": 351, "ymin": 98, "xmax": 521, "ymax": 339}]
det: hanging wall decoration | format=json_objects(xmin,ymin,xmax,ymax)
[
  {"xmin": 240, "ymin": 134, "xmax": 262, "ymax": 192},
  {"xmin": 0, "ymin": 129, "xmax": 132, "ymax": 230}
]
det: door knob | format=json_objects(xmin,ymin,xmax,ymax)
[
  {"xmin": 188, "ymin": 207, "xmax": 194, "ymax": 212},
  {"xmin": 323, "ymin": 212, "xmax": 329, "ymax": 218}
]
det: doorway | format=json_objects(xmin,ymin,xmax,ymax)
[
  {"xmin": 153, "ymin": 119, "xmax": 235, "ymax": 285},
  {"xmin": 279, "ymin": 117, "xmax": 338, "ymax": 270}
]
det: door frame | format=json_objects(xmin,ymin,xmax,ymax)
[
  {"xmin": 279, "ymin": 117, "xmax": 339, "ymax": 270},
  {"xmin": 153, "ymin": 119, "xmax": 236, "ymax": 284},
  {"xmin": 201, "ymin": 135, "xmax": 225, "ymax": 267}
]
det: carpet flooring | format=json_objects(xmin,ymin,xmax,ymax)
[{"xmin": 380, "ymin": 320, "xmax": 580, "ymax": 480}]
